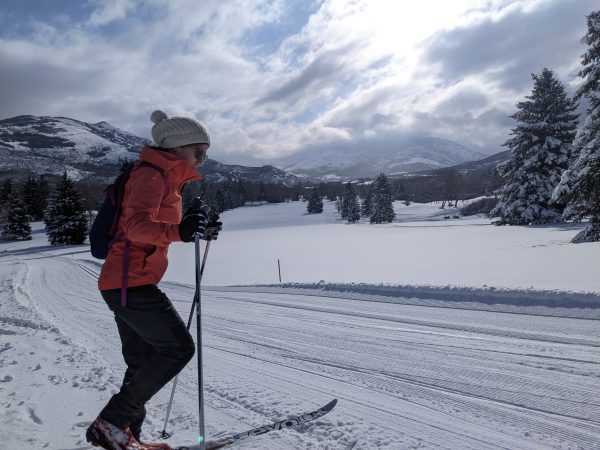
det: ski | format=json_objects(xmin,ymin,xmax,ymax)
[{"xmin": 175, "ymin": 399, "xmax": 338, "ymax": 449}]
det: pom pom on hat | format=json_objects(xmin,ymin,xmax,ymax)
[
  {"xmin": 151, "ymin": 110, "xmax": 168, "ymax": 124},
  {"xmin": 150, "ymin": 109, "xmax": 210, "ymax": 149}
]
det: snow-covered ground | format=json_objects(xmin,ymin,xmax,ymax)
[
  {"xmin": 165, "ymin": 200, "xmax": 600, "ymax": 293},
  {"xmin": 1, "ymin": 201, "xmax": 599, "ymax": 449}
]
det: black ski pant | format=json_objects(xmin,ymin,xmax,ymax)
[{"xmin": 98, "ymin": 284, "xmax": 195, "ymax": 438}]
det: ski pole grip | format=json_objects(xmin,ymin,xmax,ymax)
[
  {"xmin": 189, "ymin": 197, "xmax": 211, "ymax": 216},
  {"xmin": 190, "ymin": 196, "xmax": 204, "ymax": 210}
]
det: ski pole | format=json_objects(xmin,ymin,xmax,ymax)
[
  {"xmin": 159, "ymin": 239, "xmax": 211, "ymax": 439},
  {"xmin": 160, "ymin": 200, "xmax": 211, "ymax": 441},
  {"xmin": 195, "ymin": 227, "xmax": 207, "ymax": 450}
]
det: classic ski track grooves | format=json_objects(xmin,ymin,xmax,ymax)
[{"xmin": 3, "ymin": 256, "xmax": 599, "ymax": 449}]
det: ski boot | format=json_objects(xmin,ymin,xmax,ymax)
[{"xmin": 86, "ymin": 417, "xmax": 142, "ymax": 449}]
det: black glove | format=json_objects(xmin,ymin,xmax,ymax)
[
  {"xmin": 178, "ymin": 205, "xmax": 209, "ymax": 243},
  {"xmin": 203, "ymin": 214, "xmax": 223, "ymax": 241}
]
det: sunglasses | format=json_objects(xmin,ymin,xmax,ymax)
[
  {"xmin": 184, "ymin": 145, "xmax": 209, "ymax": 164},
  {"xmin": 194, "ymin": 148, "xmax": 208, "ymax": 164}
]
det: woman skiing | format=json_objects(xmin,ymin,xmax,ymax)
[{"xmin": 86, "ymin": 110, "xmax": 221, "ymax": 450}]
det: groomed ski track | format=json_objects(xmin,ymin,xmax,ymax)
[{"xmin": 2, "ymin": 252, "xmax": 599, "ymax": 449}]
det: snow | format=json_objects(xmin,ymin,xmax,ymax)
[
  {"xmin": 1, "ymin": 202, "xmax": 599, "ymax": 449},
  {"xmin": 401, "ymin": 157, "xmax": 443, "ymax": 166},
  {"xmin": 276, "ymin": 136, "xmax": 485, "ymax": 179},
  {"xmin": 0, "ymin": 116, "xmax": 146, "ymax": 178},
  {"xmin": 163, "ymin": 201, "xmax": 600, "ymax": 293}
]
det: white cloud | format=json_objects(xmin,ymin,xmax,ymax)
[
  {"xmin": 0, "ymin": 0, "xmax": 593, "ymax": 163},
  {"xmin": 86, "ymin": 0, "xmax": 137, "ymax": 26}
]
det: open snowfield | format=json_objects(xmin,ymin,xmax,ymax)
[
  {"xmin": 1, "ymin": 201, "xmax": 599, "ymax": 449},
  {"xmin": 167, "ymin": 200, "xmax": 600, "ymax": 292}
]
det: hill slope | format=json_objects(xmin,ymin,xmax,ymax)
[
  {"xmin": 0, "ymin": 115, "xmax": 301, "ymax": 185},
  {"xmin": 273, "ymin": 135, "xmax": 486, "ymax": 180}
]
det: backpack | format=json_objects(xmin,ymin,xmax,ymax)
[
  {"xmin": 89, "ymin": 161, "xmax": 167, "ymax": 307},
  {"xmin": 89, "ymin": 161, "xmax": 167, "ymax": 259}
]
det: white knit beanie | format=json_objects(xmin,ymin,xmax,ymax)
[{"xmin": 150, "ymin": 110, "xmax": 211, "ymax": 149}]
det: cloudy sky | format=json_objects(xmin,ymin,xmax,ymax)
[{"xmin": 0, "ymin": 0, "xmax": 595, "ymax": 164}]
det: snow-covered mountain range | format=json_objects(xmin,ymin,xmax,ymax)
[
  {"xmin": 0, "ymin": 115, "xmax": 300, "ymax": 185},
  {"xmin": 0, "ymin": 115, "xmax": 488, "ymax": 183},
  {"xmin": 410, "ymin": 150, "xmax": 511, "ymax": 177},
  {"xmin": 272, "ymin": 135, "xmax": 486, "ymax": 180},
  {"xmin": 199, "ymin": 159, "xmax": 300, "ymax": 185},
  {"xmin": 0, "ymin": 115, "xmax": 146, "ymax": 180}
]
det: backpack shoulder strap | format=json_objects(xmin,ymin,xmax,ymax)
[{"xmin": 137, "ymin": 160, "xmax": 165, "ymax": 173}]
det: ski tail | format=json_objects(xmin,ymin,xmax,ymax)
[
  {"xmin": 345, "ymin": 439, "xmax": 358, "ymax": 449},
  {"xmin": 210, "ymin": 399, "xmax": 337, "ymax": 449}
]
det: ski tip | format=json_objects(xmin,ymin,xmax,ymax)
[
  {"xmin": 345, "ymin": 440, "xmax": 358, "ymax": 450},
  {"xmin": 321, "ymin": 398, "xmax": 338, "ymax": 412}
]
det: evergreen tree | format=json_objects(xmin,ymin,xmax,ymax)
[
  {"xmin": 236, "ymin": 179, "xmax": 247, "ymax": 207},
  {"xmin": 31, "ymin": 175, "xmax": 50, "ymax": 221},
  {"xmin": 258, "ymin": 182, "xmax": 268, "ymax": 203},
  {"xmin": 225, "ymin": 189, "xmax": 234, "ymax": 210},
  {"xmin": 395, "ymin": 180, "xmax": 406, "ymax": 200},
  {"xmin": 0, "ymin": 178, "xmax": 13, "ymax": 207},
  {"xmin": 340, "ymin": 183, "xmax": 350, "ymax": 219},
  {"xmin": 43, "ymin": 171, "xmax": 88, "ymax": 245},
  {"xmin": 552, "ymin": 11, "xmax": 600, "ymax": 242},
  {"xmin": 306, "ymin": 187, "xmax": 323, "ymax": 214},
  {"xmin": 21, "ymin": 175, "xmax": 38, "ymax": 220},
  {"xmin": 341, "ymin": 182, "xmax": 360, "ymax": 222},
  {"xmin": 214, "ymin": 188, "xmax": 226, "ymax": 214},
  {"xmin": 0, "ymin": 178, "xmax": 14, "ymax": 227},
  {"xmin": 361, "ymin": 186, "xmax": 373, "ymax": 217},
  {"xmin": 370, "ymin": 173, "xmax": 396, "ymax": 223},
  {"xmin": 1, "ymin": 196, "xmax": 31, "ymax": 241},
  {"xmin": 491, "ymin": 68, "xmax": 578, "ymax": 225}
]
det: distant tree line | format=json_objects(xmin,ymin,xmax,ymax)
[
  {"xmin": 0, "ymin": 171, "xmax": 88, "ymax": 244},
  {"xmin": 301, "ymin": 167, "xmax": 503, "ymax": 209},
  {"xmin": 181, "ymin": 179, "xmax": 307, "ymax": 214}
]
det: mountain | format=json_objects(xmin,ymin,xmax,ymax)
[
  {"xmin": 0, "ymin": 115, "xmax": 301, "ymax": 185},
  {"xmin": 271, "ymin": 134, "xmax": 486, "ymax": 180},
  {"xmin": 442, "ymin": 150, "xmax": 510, "ymax": 175},
  {"xmin": 0, "ymin": 115, "xmax": 146, "ymax": 180},
  {"xmin": 0, "ymin": 115, "xmax": 498, "ymax": 185},
  {"xmin": 199, "ymin": 159, "xmax": 300, "ymax": 185},
  {"xmin": 410, "ymin": 150, "xmax": 511, "ymax": 177}
]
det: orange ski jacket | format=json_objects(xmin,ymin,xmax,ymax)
[{"xmin": 98, "ymin": 146, "xmax": 203, "ymax": 291}]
